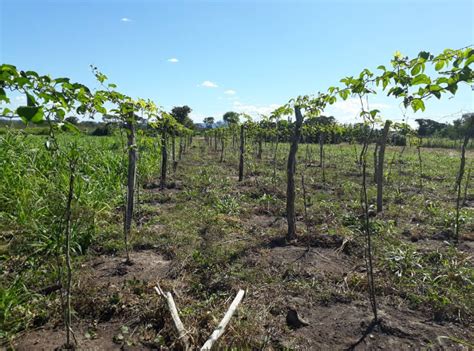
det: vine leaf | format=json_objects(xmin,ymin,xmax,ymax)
[{"xmin": 16, "ymin": 106, "xmax": 44, "ymax": 124}]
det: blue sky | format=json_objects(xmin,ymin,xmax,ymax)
[{"xmin": 1, "ymin": 0, "xmax": 473, "ymax": 125}]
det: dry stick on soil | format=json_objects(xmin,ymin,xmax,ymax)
[
  {"xmin": 376, "ymin": 120, "xmax": 391, "ymax": 213},
  {"xmin": 200, "ymin": 289, "xmax": 245, "ymax": 351}
]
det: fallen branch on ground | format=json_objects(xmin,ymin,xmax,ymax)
[
  {"xmin": 154, "ymin": 284, "xmax": 245, "ymax": 350},
  {"xmin": 201, "ymin": 289, "xmax": 245, "ymax": 350},
  {"xmin": 154, "ymin": 284, "xmax": 190, "ymax": 350}
]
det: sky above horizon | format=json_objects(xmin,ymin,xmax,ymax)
[{"xmin": 1, "ymin": 0, "xmax": 473, "ymax": 125}]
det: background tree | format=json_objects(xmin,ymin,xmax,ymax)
[
  {"xmin": 65, "ymin": 116, "xmax": 79, "ymax": 125},
  {"xmin": 171, "ymin": 105, "xmax": 194, "ymax": 129},
  {"xmin": 223, "ymin": 111, "xmax": 240, "ymax": 125},
  {"xmin": 415, "ymin": 118, "xmax": 447, "ymax": 137},
  {"xmin": 203, "ymin": 116, "xmax": 215, "ymax": 129}
]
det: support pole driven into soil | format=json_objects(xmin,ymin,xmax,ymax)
[
  {"xmin": 319, "ymin": 132, "xmax": 326, "ymax": 182},
  {"xmin": 257, "ymin": 138, "xmax": 263, "ymax": 160},
  {"xmin": 286, "ymin": 106, "xmax": 304, "ymax": 242},
  {"xmin": 373, "ymin": 143, "xmax": 378, "ymax": 183},
  {"xmin": 214, "ymin": 130, "xmax": 218, "ymax": 152},
  {"xmin": 463, "ymin": 166, "xmax": 471, "ymax": 206},
  {"xmin": 64, "ymin": 156, "xmax": 77, "ymax": 348},
  {"xmin": 172, "ymin": 133, "xmax": 177, "ymax": 172},
  {"xmin": 238, "ymin": 124, "xmax": 245, "ymax": 182},
  {"xmin": 179, "ymin": 137, "xmax": 183, "ymax": 161},
  {"xmin": 220, "ymin": 133, "xmax": 225, "ymax": 163},
  {"xmin": 124, "ymin": 117, "xmax": 136, "ymax": 262},
  {"xmin": 376, "ymin": 120, "xmax": 391, "ymax": 213},
  {"xmin": 160, "ymin": 126, "xmax": 168, "ymax": 190},
  {"xmin": 455, "ymin": 133, "xmax": 470, "ymax": 241},
  {"xmin": 319, "ymin": 132, "xmax": 324, "ymax": 167},
  {"xmin": 417, "ymin": 138, "xmax": 423, "ymax": 192}
]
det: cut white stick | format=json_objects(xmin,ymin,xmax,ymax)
[
  {"xmin": 200, "ymin": 289, "xmax": 245, "ymax": 351},
  {"xmin": 154, "ymin": 285, "xmax": 189, "ymax": 349}
]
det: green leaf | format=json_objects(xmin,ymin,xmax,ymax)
[
  {"xmin": 410, "ymin": 63, "xmax": 422, "ymax": 75},
  {"xmin": 388, "ymin": 87, "xmax": 405, "ymax": 97},
  {"xmin": 411, "ymin": 74, "xmax": 431, "ymax": 85},
  {"xmin": 26, "ymin": 92, "xmax": 36, "ymax": 107},
  {"xmin": 464, "ymin": 55, "xmax": 474, "ymax": 68},
  {"xmin": 338, "ymin": 89, "xmax": 349, "ymax": 100},
  {"xmin": 55, "ymin": 77, "xmax": 70, "ymax": 84},
  {"xmin": 25, "ymin": 70, "xmax": 39, "ymax": 78},
  {"xmin": 410, "ymin": 99, "xmax": 425, "ymax": 112},
  {"xmin": 62, "ymin": 121, "xmax": 80, "ymax": 133},
  {"xmin": 370, "ymin": 109, "xmax": 380, "ymax": 118},
  {"xmin": 0, "ymin": 87, "xmax": 7, "ymax": 102},
  {"xmin": 56, "ymin": 108, "xmax": 66, "ymax": 120},
  {"xmin": 96, "ymin": 105, "xmax": 107, "ymax": 114},
  {"xmin": 16, "ymin": 106, "xmax": 44, "ymax": 124},
  {"xmin": 418, "ymin": 51, "xmax": 431, "ymax": 61},
  {"xmin": 429, "ymin": 84, "xmax": 442, "ymax": 92},
  {"xmin": 446, "ymin": 83, "xmax": 458, "ymax": 94},
  {"xmin": 435, "ymin": 60, "xmax": 445, "ymax": 71}
]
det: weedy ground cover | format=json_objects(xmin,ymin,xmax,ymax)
[{"xmin": 1, "ymin": 131, "xmax": 473, "ymax": 349}]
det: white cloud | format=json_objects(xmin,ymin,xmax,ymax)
[
  {"xmin": 121, "ymin": 17, "xmax": 132, "ymax": 22},
  {"xmin": 15, "ymin": 96, "xmax": 26, "ymax": 104},
  {"xmin": 167, "ymin": 58, "xmax": 179, "ymax": 63},
  {"xmin": 326, "ymin": 98, "xmax": 393, "ymax": 123},
  {"xmin": 224, "ymin": 89, "xmax": 236, "ymax": 95},
  {"xmin": 232, "ymin": 101, "xmax": 280, "ymax": 117},
  {"xmin": 199, "ymin": 80, "xmax": 218, "ymax": 88}
]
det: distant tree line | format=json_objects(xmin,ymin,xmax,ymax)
[
  {"xmin": 2, "ymin": 106, "xmax": 472, "ymax": 147},
  {"xmin": 199, "ymin": 111, "xmax": 473, "ymax": 147}
]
